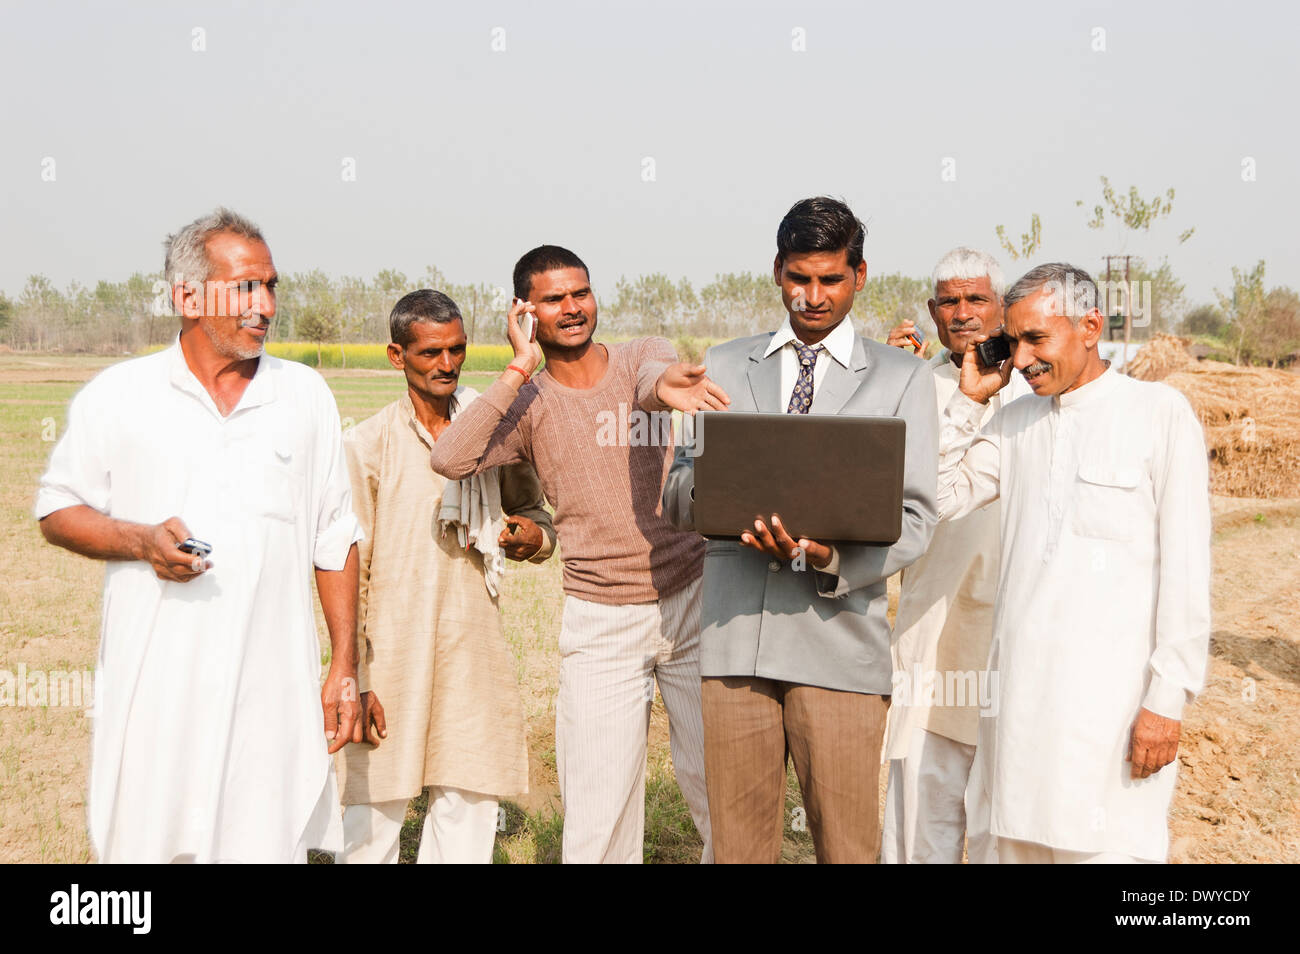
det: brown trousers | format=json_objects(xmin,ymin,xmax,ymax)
[{"xmin": 701, "ymin": 675, "xmax": 889, "ymax": 863}]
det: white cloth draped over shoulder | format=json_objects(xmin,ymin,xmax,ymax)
[
  {"xmin": 435, "ymin": 388, "xmax": 507, "ymax": 598},
  {"xmin": 35, "ymin": 340, "xmax": 362, "ymax": 863},
  {"xmin": 936, "ymin": 364, "xmax": 1211, "ymax": 861}
]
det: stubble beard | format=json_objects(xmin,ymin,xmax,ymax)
[{"xmin": 201, "ymin": 318, "xmax": 264, "ymax": 361}]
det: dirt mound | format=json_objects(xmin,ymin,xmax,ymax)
[
  {"xmin": 1159, "ymin": 361, "xmax": 1300, "ymax": 497},
  {"xmin": 1128, "ymin": 334, "xmax": 1194, "ymax": 382}
]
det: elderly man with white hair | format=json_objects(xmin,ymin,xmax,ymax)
[
  {"xmin": 882, "ymin": 247, "xmax": 1029, "ymax": 864},
  {"xmin": 940, "ymin": 262, "xmax": 1210, "ymax": 863}
]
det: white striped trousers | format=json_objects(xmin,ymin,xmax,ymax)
[{"xmin": 555, "ymin": 577, "xmax": 713, "ymax": 863}]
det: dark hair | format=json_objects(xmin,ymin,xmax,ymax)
[
  {"xmin": 512, "ymin": 245, "xmax": 590, "ymax": 301},
  {"xmin": 389, "ymin": 289, "xmax": 463, "ymax": 347},
  {"xmin": 776, "ymin": 196, "xmax": 866, "ymax": 269}
]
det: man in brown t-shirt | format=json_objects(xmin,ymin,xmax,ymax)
[{"xmin": 429, "ymin": 245, "xmax": 729, "ymax": 863}]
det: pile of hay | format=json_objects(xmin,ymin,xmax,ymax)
[
  {"xmin": 1158, "ymin": 360, "xmax": 1300, "ymax": 497},
  {"xmin": 1127, "ymin": 334, "xmax": 1194, "ymax": 382}
]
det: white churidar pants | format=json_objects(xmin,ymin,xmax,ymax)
[
  {"xmin": 882, "ymin": 725, "xmax": 980, "ymax": 864},
  {"xmin": 338, "ymin": 787, "xmax": 499, "ymax": 864}
]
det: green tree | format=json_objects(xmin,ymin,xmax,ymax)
[
  {"xmin": 995, "ymin": 213, "xmax": 1042, "ymax": 262},
  {"xmin": 1077, "ymin": 176, "xmax": 1195, "ymax": 245},
  {"xmin": 1256, "ymin": 287, "xmax": 1300, "ymax": 367},
  {"xmin": 1215, "ymin": 260, "xmax": 1267, "ymax": 365},
  {"xmin": 699, "ymin": 272, "xmax": 785, "ymax": 338},
  {"xmin": 284, "ymin": 269, "xmax": 341, "ymax": 365},
  {"xmin": 1180, "ymin": 303, "xmax": 1227, "ymax": 338},
  {"xmin": 855, "ymin": 274, "xmax": 932, "ymax": 339}
]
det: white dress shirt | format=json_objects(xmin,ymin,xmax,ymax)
[{"xmin": 763, "ymin": 313, "xmax": 857, "ymax": 412}]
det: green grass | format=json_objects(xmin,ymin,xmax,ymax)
[
  {"xmin": 136, "ymin": 341, "xmax": 519, "ymax": 372},
  {"xmin": 266, "ymin": 342, "xmax": 517, "ymax": 372}
]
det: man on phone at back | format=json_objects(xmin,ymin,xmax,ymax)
[
  {"xmin": 430, "ymin": 246, "xmax": 728, "ymax": 863},
  {"xmin": 882, "ymin": 247, "xmax": 1031, "ymax": 864}
]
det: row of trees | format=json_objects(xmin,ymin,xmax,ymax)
[{"xmin": 1, "ymin": 261, "xmax": 1295, "ymax": 366}]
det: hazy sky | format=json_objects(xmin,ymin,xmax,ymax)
[{"xmin": 2, "ymin": 0, "xmax": 1295, "ymax": 308}]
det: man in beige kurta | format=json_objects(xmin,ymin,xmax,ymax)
[
  {"xmin": 335, "ymin": 290, "xmax": 555, "ymax": 864},
  {"xmin": 882, "ymin": 248, "xmax": 1028, "ymax": 864}
]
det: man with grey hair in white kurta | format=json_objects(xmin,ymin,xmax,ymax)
[
  {"xmin": 882, "ymin": 247, "xmax": 1030, "ymax": 864},
  {"xmin": 36, "ymin": 208, "xmax": 363, "ymax": 862},
  {"xmin": 938, "ymin": 262, "xmax": 1210, "ymax": 863}
]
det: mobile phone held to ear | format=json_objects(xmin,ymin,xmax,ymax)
[
  {"xmin": 512, "ymin": 298, "xmax": 537, "ymax": 343},
  {"xmin": 975, "ymin": 334, "xmax": 1011, "ymax": 367}
]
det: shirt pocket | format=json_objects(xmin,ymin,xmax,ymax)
[
  {"xmin": 1071, "ymin": 464, "xmax": 1143, "ymax": 542},
  {"xmin": 254, "ymin": 443, "xmax": 304, "ymax": 524}
]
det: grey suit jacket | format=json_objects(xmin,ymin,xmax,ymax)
[{"xmin": 662, "ymin": 328, "xmax": 938, "ymax": 694}]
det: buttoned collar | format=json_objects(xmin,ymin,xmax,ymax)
[{"xmin": 762, "ymin": 314, "xmax": 855, "ymax": 368}]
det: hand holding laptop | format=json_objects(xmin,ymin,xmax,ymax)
[{"xmin": 739, "ymin": 514, "xmax": 832, "ymax": 569}]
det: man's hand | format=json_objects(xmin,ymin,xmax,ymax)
[
  {"xmin": 1127, "ymin": 707, "xmax": 1181, "ymax": 779},
  {"xmin": 886, "ymin": 320, "xmax": 923, "ymax": 353},
  {"xmin": 505, "ymin": 297, "xmax": 543, "ymax": 376},
  {"xmin": 957, "ymin": 333, "xmax": 1014, "ymax": 405},
  {"xmin": 654, "ymin": 362, "xmax": 731, "ymax": 414},
  {"xmin": 739, "ymin": 514, "xmax": 832, "ymax": 570},
  {"xmin": 321, "ymin": 665, "xmax": 362, "ymax": 755},
  {"xmin": 360, "ymin": 690, "xmax": 387, "ymax": 747},
  {"xmin": 499, "ymin": 514, "xmax": 544, "ymax": 561},
  {"xmin": 145, "ymin": 516, "xmax": 211, "ymax": 582}
]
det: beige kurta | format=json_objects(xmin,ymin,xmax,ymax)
[{"xmin": 335, "ymin": 392, "xmax": 555, "ymax": 805}]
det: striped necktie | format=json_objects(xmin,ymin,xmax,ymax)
[{"xmin": 786, "ymin": 341, "xmax": 819, "ymax": 414}]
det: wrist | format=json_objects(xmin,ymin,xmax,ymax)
[{"xmin": 129, "ymin": 522, "xmax": 153, "ymax": 561}]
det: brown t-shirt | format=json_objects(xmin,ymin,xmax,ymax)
[{"xmin": 429, "ymin": 337, "xmax": 704, "ymax": 604}]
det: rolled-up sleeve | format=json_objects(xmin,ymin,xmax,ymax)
[
  {"xmin": 35, "ymin": 384, "xmax": 110, "ymax": 519},
  {"xmin": 312, "ymin": 386, "xmax": 364, "ymax": 570}
]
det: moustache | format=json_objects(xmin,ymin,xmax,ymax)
[
  {"xmin": 1022, "ymin": 361, "xmax": 1052, "ymax": 378},
  {"xmin": 948, "ymin": 322, "xmax": 983, "ymax": 334}
]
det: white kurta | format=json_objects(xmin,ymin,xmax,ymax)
[
  {"xmin": 886, "ymin": 352, "xmax": 1030, "ymax": 759},
  {"xmin": 937, "ymin": 365, "xmax": 1210, "ymax": 861},
  {"xmin": 35, "ymin": 340, "xmax": 362, "ymax": 863}
]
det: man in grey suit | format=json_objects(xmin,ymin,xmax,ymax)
[{"xmin": 662, "ymin": 196, "xmax": 938, "ymax": 863}]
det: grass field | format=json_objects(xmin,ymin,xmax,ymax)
[{"xmin": 2, "ymin": 352, "xmax": 1297, "ymax": 864}]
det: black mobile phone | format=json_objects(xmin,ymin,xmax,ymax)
[
  {"xmin": 975, "ymin": 335, "xmax": 1011, "ymax": 367},
  {"xmin": 177, "ymin": 538, "xmax": 212, "ymax": 557}
]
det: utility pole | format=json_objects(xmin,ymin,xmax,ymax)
[{"xmin": 1102, "ymin": 254, "xmax": 1132, "ymax": 371}]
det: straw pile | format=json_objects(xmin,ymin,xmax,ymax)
[
  {"xmin": 1158, "ymin": 360, "xmax": 1300, "ymax": 498},
  {"xmin": 1127, "ymin": 334, "xmax": 1194, "ymax": 382}
]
